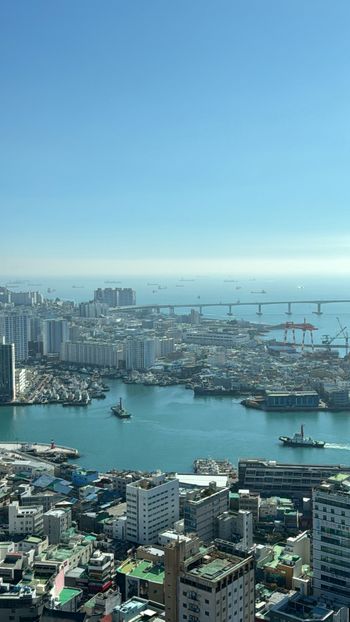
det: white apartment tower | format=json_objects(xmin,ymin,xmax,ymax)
[
  {"xmin": 125, "ymin": 338, "xmax": 156, "ymax": 371},
  {"xmin": 126, "ymin": 473, "xmax": 179, "ymax": 545},
  {"xmin": 43, "ymin": 319, "xmax": 69, "ymax": 355},
  {"xmin": 1, "ymin": 314, "xmax": 29, "ymax": 362}
]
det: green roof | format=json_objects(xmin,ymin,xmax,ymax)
[
  {"xmin": 58, "ymin": 588, "xmax": 81, "ymax": 605},
  {"xmin": 194, "ymin": 558, "xmax": 231, "ymax": 579},
  {"xmin": 329, "ymin": 473, "xmax": 350, "ymax": 483},
  {"xmin": 118, "ymin": 559, "xmax": 164, "ymax": 584}
]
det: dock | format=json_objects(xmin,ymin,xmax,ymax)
[{"xmin": 0, "ymin": 442, "xmax": 80, "ymax": 459}]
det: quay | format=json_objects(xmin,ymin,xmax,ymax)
[
  {"xmin": 0, "ymin": 441, "xmax": 80, "ymax": 459},
  {"xmin": 115, "ymin": 298, "xmax": 350, "ymax": 316}
]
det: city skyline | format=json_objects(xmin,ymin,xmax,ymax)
[{"xmin": 2, "ymin": 1, "xmax": 350, "ymax": 277}]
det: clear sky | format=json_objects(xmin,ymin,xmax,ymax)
[{"xmin": 1, "ymin": 1, "xmax": 350, "ymax": 277}]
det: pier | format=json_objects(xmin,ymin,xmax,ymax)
[
  {"xmin": 116, "ymin": 299, "xmax": 350, "ymax": 316},
  {"xmin": 0, "ymin": 442, "xmax": 79, "ymax": 459}
]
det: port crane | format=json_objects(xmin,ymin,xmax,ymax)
[
  {"xmin": 283, "ymin": 319, "xmax": 318, "ymax": 351},
  {"xmin": 337, "ymin": 318, "xmax": 349, "ymax": 355},
  {"xmin": 322, "ymin": 318, "xmax": 349, "ymax": 354}
]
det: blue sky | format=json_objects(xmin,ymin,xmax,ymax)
[{"xmin": 1, "ymin": 1, "xmax": 350, "ymax": 276}]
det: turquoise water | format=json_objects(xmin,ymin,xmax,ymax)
[
  {"xmin": 2, "ymin": 275, "xmax": 350, "ymax": 471},
  {"xmin": 2, "ymin": 380, "xmax": 350, "ymax": 472}
]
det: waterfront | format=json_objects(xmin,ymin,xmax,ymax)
[{"xmin": 1, "ymin": 379, "xmax": 350, "ymax": 472}]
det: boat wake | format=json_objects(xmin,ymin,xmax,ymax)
[{"xmin": 325, "ymin": 443, "xmax": 350, "ymax": 450}]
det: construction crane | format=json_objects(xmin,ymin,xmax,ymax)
[
  {"xmin": 322, "ymin": 320, "xmax": 348, "ymax": 353},
  {"xmin": 336, "ymin": 317, "xmax": 349, "ymax": 355}
]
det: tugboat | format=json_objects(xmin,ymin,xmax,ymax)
[
  {"xmin": 111, "ymin": 397, "xmax": 131, "ymax": 419},
  {"xmin": 279, "ymin": 424, "xmax": 325, "ymax": 448}
]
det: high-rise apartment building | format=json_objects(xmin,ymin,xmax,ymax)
[
  {"xmin": 0, "ymin": 342, "xmax": 16, "ymax": 403},
  {"xmin": 60, "ymin": 341, "xmax": 122, "ymax": 367},
  {"xmin": 313, "ymin": 473, "xmax": 350, "ymax": 605},
  {"xmin": 126, "ymin": 473, "xmax": 179, "ymax": 545},
  {"xmin": 94, "ymin": 287, "xmax": 136, "ymax": 307},
  {"xmin": 125, "ymin": 337, "xmax": 156, "ymax": 370},
  {"xmin": 42, "ymin": 319, "xmax": 69, "ymax": 355},
  {"xmin": 164, "ymin": 538, "xmax": 255, "ymax": 622},
  {"xmin": 1, "ymin": 314, "xmax": 29, "ymax": 362}
]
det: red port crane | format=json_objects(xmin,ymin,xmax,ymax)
[{"xmin": 283, "ymin": 319, "xmax": 318, "ymax": 351}]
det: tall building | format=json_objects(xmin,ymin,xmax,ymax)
[
  {"xmin": 94, "ymin": 287, "xmax": 136, "ymax": 306},
  {"xmin": 43, "ymin": 507, "xmax": 72, "ymax": 544},
  {"xmin": 126, "ymin": 473, "xmax": 179, "ymax": 545},
  {"xmin": 60, "ymin": 341, "xmax": 122, "ymax": 367},
  {"xmin": 42, "ymin": 319, "xmax": 69, "ymax": 355},
  {"xmin": 125, "ymin": 337, "xmax": 156, "ymax": 370},
  {"xmin": 164, "ymin": 538, "xmax": 255, "ymax": 622},
  {"xmin": 0, "ymin": 342, "xmax": 16, "ymax": 403},
  {"xmin": 183, "ymin": 482, "xmax": 229, "ymax": 543},
  {"xmin": 313, "ymin": 473, "xmax": 350, "ymax": 605},
  {"xmin": 1, "ymin": 314, "xmax": 29, "ymax": 362}
]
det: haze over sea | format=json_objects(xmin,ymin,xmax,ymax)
[{"xmin": 1, "ymin": 275, "xmax": 350, "ymax": 472}]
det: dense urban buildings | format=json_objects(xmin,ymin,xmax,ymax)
[
  {"xmin": 313, "ymin": 474, "xmax": 350, "ymax": 606},
  {"xmin": 1, "ymin": 285, "xmax": 350, "ymax": 619}
]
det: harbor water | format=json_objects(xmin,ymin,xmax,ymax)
[
  {"xmin": 2, "ymin": 275, "xmax": 350, "ymax": 472},
  {"xmin": 2, "ymin": 380, "xmax": 350, "ymax": 472}
]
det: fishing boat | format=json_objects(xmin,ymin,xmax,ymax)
[
  {"xmin": 279, "ymin": 425, "xmax": 324, "ymax": 447},
  {"xmin": 111, "ymin": 397, "xmax": 131, "ymax": 419}
]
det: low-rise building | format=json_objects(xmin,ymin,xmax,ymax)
[{"xmin": 8, "ymin": 501, "xmax": 44, "ymax": 536}]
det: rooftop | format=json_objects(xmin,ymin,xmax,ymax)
[
  {"xmin": 118, "ymin": 559, "xmax": 165, "ymax": 584},
  {"xmin": 58, "ymin": 588, "xmax": 81, "ymax": 605}
]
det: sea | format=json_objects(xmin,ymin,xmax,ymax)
[{"xmin": 1, "ymin": 274, "xmax": 350, "ymax": 472}]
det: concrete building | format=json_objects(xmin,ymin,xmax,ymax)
[
  {"xmin": 116, "ymin": 551, "xmax": 165, "ymax": 605},
  {"xmin": 79, "ymin": 301, "xmax": 109, "ymax": 318},
  {"xmin": 1, "ymin": 314, "xmax": 29, "ymax": 362},
  {"xmin": 43, "ymin": 507, "xmax": 72, "ymax": 544},
  {"xmin": 126, "ymin": 473, "xmax": 179, "ymax": 545},
  {"xmin": 238, "ymin": 489, "xmax": 261, "ymax": 522},
  {"xmin": 164, "ymin": 538, "xmax": 255, "ymax": 622},
  {"xmin": 0, "ymin": 343, "xmax": 16, "ymax": 403},
  {"xmin": 42, "ymin": 319, "xmax": 69, "ymax": 355},
  {"xmin": 183, "ymin": 482, "xmax": 229, "ymax": 543},
  {"xmin": 0, "ymin": 583, "xmax": 44, "ymax": 622},
  {"xmin": 269, "ymin": 593, "xmax": 349, "ymax": 622},
  {"xmin": 313, "ymin": 473, "xmax": 350, "ymax": 605},
  {"xmin": 87, "ymin": 549, "xmax": 115, "ymax": 593},
  {"xmin": 94, "ymin": 287, "xmax": 136, "ymax": 307},
  {"xmin": 8, "ymin": 501, "xmax": 43, "ymax": 536},
  {"xmin": 60, "ymin": 340, "xmax": 122, "ymax": 368},
  {"xmin": 216, "ymin": 510, "xmax": 253, "ymax": 550},
  {"xmin": 125, "ymin": 337, "xmax": 157, "ymax": 371},
  {"xmin": 238, "ymin": 459, "xmax": 350, "ymax": 501}
]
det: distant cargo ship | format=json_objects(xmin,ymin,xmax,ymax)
[{"xmin": 251, "ymin": 290, "xmax": 266, "ymax": 294}]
